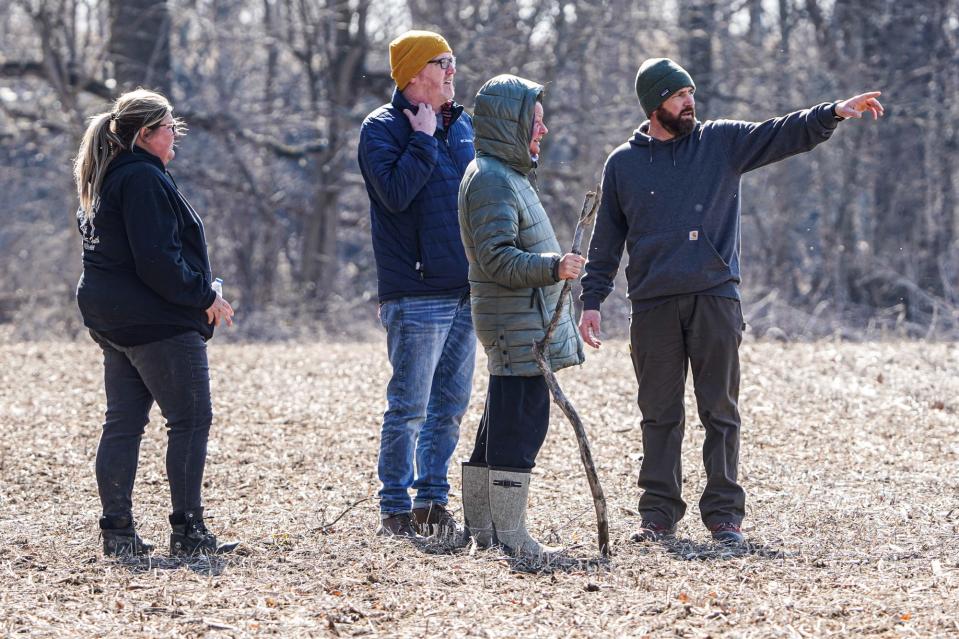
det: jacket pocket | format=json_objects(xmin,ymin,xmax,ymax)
[
  {"xmin": 533, "ymin": 287, "xmax": 552, "ymax": 327},
  {"xmin": 625, "ymin": 225, "xmax": 732, "ymax": 300}
]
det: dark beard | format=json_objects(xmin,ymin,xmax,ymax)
[{"xmin": 656, "ymin": 106, "xmax": 695, "ymax": 137}]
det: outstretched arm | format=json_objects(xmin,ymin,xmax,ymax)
[{"xmin": 725, "ymin": 91, "xmax": 884, "ymax": 173}]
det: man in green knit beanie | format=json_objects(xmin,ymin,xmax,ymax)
[
  {"xmin": 634, "ymin": 58, "xmax": 697, "ymax": 137},
  {"xmin": 580, "ymin": 57, "xmax": 883, "ymax": 546}
]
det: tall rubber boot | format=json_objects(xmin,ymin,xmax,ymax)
[
  {"xmin": 461, "ymin": 462, "xmax": 493, "ymax": 547},
  {"xmin": 488, "ymin": 467, "xmax": 558, "ymax": 558}
]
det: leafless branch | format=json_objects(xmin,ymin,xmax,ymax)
[{"xmin": 532, "ymin": 186, "xmax": 610, "ymax": 557}]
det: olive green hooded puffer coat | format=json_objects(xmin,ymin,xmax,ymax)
[{"xmin": 458, "ymin": 74, "xmax": 584, "ymax": 376}]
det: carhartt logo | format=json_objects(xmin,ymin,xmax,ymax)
[
  {"xmin": 689, "ymin": 230, "xmax": 699, "ymax": 241},
  {"xmin": 660, "ymin": 88, "xmax": 670, "ymax": 97},
  {"xmin": 492, "ymin": 479, "xmax": 523, "ymax": 488}
]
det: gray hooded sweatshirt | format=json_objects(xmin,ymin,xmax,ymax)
[{"xmin": 580, "ymin": 102, "xmax": 840, "ymax": 313}]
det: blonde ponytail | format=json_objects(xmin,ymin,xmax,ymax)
[{"xmin": 73, "ymin": 89, "xmax": 178, "ymax": 220}]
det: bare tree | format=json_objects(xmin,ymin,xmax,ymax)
[
  {"xmin": 109, "ymin": 0, "xmax": 171, "ymax": 93},
  {"xmin": 0, "ymin": 0, "xmax": 956, "ymax": 338},
  {"xmin": 680, "ymin": 0, "xmax": 716, "ymax": 118}
]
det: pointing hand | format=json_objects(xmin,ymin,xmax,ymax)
[{"xmin": 835, "ymin": 91, "xmax": 884, "ymax": 120}]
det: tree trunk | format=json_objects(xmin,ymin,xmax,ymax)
[
  {"xmin": 301, "ymin": 152, "xmax": 340, "ymax": 301},
  {"xmin": 109, "ymin": 0, "xmax": 171, "ymax": 94},
  {"xmin": 747, "ymin": 0, "xmax": 764, "ymax": 47},
  {"xmin": 299, "ymin": 0, "xmax": 370, "ymax": 301},
  {"xmin": 680, "ymin": 0, "xmax": 715, "ymax": 118}
]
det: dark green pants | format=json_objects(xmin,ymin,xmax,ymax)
[{"xmin": 629, "ymin": 294, "xmax": 746, "ymax": 528}]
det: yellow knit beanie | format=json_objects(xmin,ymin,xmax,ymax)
[{"xmin": 389, "ymin": 30, "xmax": 451, "ymax": 90}]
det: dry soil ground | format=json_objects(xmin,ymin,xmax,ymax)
[{"xmin": 1, "ymin": 339, "xmax": 958, "ymax": 638}]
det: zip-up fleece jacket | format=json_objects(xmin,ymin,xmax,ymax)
[
  {"xmin": 458, "ymin": 75, "xmax": 584, "ymax": 376},
  {"xmin": 358, "ymin": 88, "xmax": 474, "ymax": 302},
  {"xmin": 580, "ymin": 102, "xmax": 840, "ymax": 314},
  {"xmin": 76, "ymin": 148, "xmax": 217, "ymax": 341}
]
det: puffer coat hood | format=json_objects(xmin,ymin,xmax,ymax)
[
  {"xmin": 473, "ymin": 74, "xmax": 542, "ymax": 175},
  {"xmin": 458, "ymin": 74, "xmax": 584, "ymax": 376}
]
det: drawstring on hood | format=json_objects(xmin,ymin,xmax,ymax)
[
  {"xmin": 528, "ymin": 108, "xmax": 541, "ymax": 191},
  {"xmin": 529, "ymin": 160, "xmax": 539, "ymax": 192},
  {"xmin": 630, "ymin": 120, "xmax": 696, "ymax": 167}
]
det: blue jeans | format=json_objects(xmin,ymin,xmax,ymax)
[
  {"xmin": 89, "ymin": 330, "xmax": 212, "ymax": 519},
  {"xmin": 378, "ymin": 292, "xmax": 475, "ymax": 515}
]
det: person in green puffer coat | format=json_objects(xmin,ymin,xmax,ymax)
[{"xmin": 457, "ymin": 74, "xmax": 585, "ymax": 558}]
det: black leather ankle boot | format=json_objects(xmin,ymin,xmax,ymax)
[
  {"xmin": 169, "ymin": 508, "xmax": 238, "ymax": 556},
  {"xmin": 100, "ymin": 514, "xmax": 154, "ymax": 556}
]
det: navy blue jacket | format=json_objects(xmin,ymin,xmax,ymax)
[
  {"xmin": 76, "ymin": 148, "xmax": 217, "ymax": 341},
  {"xmin": 358, "ymin": 88, "xmax": 474, "ymax": 302}
]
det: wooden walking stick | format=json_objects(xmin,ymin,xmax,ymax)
[{"xmin": 532, "ymin": 185, "xmax": 610, "ymax": 556}]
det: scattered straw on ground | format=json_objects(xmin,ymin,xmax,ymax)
[{"xmin": 1, "ymin": 338, "xmax": 957, "ymax": 637}]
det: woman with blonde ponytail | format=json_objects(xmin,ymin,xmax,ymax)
[{"xmin": 74, "ymin": 89, "xmax": 238, "ymax": 558}]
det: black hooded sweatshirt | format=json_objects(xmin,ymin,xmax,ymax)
[
  {"xmin": 76, "ymin": 147, "xmax": 217, "ymax": 345},
  {"xmin": 581, "ymin": 102, "xmax": 840, "ymax": 314}
]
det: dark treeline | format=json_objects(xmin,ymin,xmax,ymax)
[{"xmin": 2, "ymin": 0, "xmax": 957, "ymax": 340}]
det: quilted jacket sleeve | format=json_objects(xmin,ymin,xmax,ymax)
[
  {"xmin": 358, "ymin": 115, "xmax": 438, "ymax": 214},
  {"xmin": 465, "ymin": 171, "xmax": 559, "ymax": 290}
]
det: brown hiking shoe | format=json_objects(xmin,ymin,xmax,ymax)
[
  {"xmin": 377, "ymin": 512, "xmax": 420, "ymax": 538},
  {"xmin": 629, "ymin": 520, "xmax": 677, "ymax": 542},
  {"xmin": 708, "ymin": 522, "xmax": 744, "ymax": 545},
  {"xmin": 412, "ymin": 503, "xmax": 460, "ymax": 538}
]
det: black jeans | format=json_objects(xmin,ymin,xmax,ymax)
[
  {"xmin": 469, "ymin": 375, "xmax": 550, "ymax": 470},
  {"xmin": 629, "ymin": 295, "xmax": 746, "ymax": 528},
  {"xmin": 90, "ymin": 330, "xmax": 212, "ymax": 520}
]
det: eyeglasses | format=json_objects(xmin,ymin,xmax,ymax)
[
  {"xmin": 153, "ymin": 122, "xmax": 177, "ymax": 134},
  {"xmin": 426, "ymin": 56, "xmax": 456, "ymax": 70}
]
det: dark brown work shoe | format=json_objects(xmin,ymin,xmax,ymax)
[
  {"xmin": 629, "ymin": 520, "xmax": 677, "ymax": 543},
  {"xmin": 411, "ymin": 503, "xmax": 460, "ymax": 538},
  {"xmin": 377, "ymin": 512, "xmax": 420, "ymax": 538},
  {"xmin": 708, "ymin": 522, "xmax": 744, "ymax": 545}
]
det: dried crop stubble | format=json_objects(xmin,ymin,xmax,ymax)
[{"xmin": 1, "ymin": 339, "xmax": 957, "ymax": 637}]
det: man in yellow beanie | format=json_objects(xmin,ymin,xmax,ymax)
[{"xmin": 358, "ymin": 30, "xmax": 476, "ymax": 540}]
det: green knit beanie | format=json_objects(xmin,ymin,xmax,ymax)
[{"xmin": 635, "ymin": 58, "xmax": 695, "ymax": 116}]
